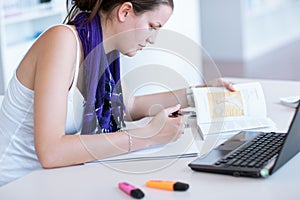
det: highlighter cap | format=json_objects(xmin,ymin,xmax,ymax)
[
  {"xmin": 174, "ymin": 182, "xmax": 189, "ymax": 191},
  {"xmin": 131, "ymin": 189, "xmax": 145, "ymax": 199}
]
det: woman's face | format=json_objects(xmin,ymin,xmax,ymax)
[{"xmin": 115, "ymin": 4, "xmax": 173, "ymax": 57}]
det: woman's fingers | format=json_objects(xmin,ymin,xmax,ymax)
[
  {"xmin": 207, "ymin": 78, "xmax": 235, "ymax": 91},
  {"xmin": 165, "ymin": 104, "xmax": 181, "ymax": 116},
  {"xmin": 222, "ymin": 80, "xmax": 235, "ymax": 91}
]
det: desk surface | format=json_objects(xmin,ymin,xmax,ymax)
[{"xmin": 0, "ymin": 78, "xmax": 299, "ymax": 200}]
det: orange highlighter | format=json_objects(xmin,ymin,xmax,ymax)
[{"xmin": 146, "ymin": 180, "xmax": 189, "ymax": 191}]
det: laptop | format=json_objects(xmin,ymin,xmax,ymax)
[{"xmin": 188, "ymin": 103, "xmax": 300, "ymax": 178}]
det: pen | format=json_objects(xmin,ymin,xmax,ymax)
[
  {"xmin": 118, "ymin": 182, "xmax": 145, "ymax": 199},
  {"xmin": 146, "ymin": 180, "xmax": 189, "ymax": 191},
  {"xmin": 169, "ymin": 110, "xmax": 196, "ymax": 118}
]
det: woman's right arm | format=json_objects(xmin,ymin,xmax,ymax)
[{"xmin": 32, "ymin": 26, "xmax": 184, "ymax": 168}]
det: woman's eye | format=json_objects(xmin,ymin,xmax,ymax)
[{"xmin": 149, "ymin": 25, "xmax": 157, "ymax": 31}]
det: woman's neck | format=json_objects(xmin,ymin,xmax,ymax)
[{"xmin": 100, "ymin": 17, "xmax": 117, "ymax": 54}]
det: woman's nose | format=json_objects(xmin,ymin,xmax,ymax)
[{"xmin": 146, "ymin": 31, "xmax": 158, "ymax": 44}]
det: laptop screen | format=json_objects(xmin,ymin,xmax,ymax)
[{"xmin": 271, "ymin": 103, "xmax": 300, "ymax": 174}]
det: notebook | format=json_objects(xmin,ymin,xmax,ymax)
[
  {"xmin": 188, "ymin": 103, "xmax": 300, "ymax": 178},
  {"xmin": 86, "ymin": 115, "xmax": 199, "ymax": 164}
]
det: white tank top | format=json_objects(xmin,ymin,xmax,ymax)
[{"xmin": 0, "ymin": 25, "xmax": 84, "ymax": 186}]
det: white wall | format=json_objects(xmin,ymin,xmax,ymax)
[
  {"xmin": 200, "ymin": 0, "xmax": 244, "ymax": 61},
  {"xmin": 200, "ymin": 0, "xmax": 300, "ymax": 61},
  {"xmin": 121, "ymin": 0, "xmax": 202, "ymax": 96},
  {"xmin": 0, "ymin": 95, "xmax": 3, "ymax": 106}
]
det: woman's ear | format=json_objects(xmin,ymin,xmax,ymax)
[{"xmin": 117, "ymin": 2, "xmax": 134, "ymax": 22}]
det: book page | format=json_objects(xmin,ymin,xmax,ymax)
[{"xmin": 192, "ymin": 82, "xmax": 276, "ymax": 135}]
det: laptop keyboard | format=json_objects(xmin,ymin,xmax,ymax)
[{"xmin": 215, "ymin": 133, "xmax": 286, "ymax": 169}]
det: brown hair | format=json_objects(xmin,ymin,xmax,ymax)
[{"xmin": 65, "ymin": 0, "xmax": 174, "ymax": 24}]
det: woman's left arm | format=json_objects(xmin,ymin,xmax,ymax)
[
  {"xmin": 124, "ymin": 88, "xmax": 188, "ymax": 121},
  {"xmin": 122, "ymin": 78, "xmax": 234, "ymax": 121}
]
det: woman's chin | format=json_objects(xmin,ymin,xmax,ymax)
[{"xmin": 124, "ymin": 50, "xmax": 138, "ymax": 57}]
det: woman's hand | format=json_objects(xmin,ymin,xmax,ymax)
[
  {"xmin": 142, "ymin": 104, "xmax": 185, "ymax": 147},
  {"xmin": 206, "ymin": 78, "xmax": 235, "ymax": 91}
]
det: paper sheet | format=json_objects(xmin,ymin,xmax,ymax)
[{"xmin": 87, "ymin": 126, "xmax": 199, "ymax": 164}]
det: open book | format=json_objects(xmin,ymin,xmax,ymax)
[{"xmin": 192, "ymin": 82, "xmax": 276, "ymax": 138}]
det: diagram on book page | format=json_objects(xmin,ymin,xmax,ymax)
[{"xmin": 207, "ymin": 91, "xmax": 244, "ymax": 119}]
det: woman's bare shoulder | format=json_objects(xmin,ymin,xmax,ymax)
[
  {"xmin": 33, "ymin": 25, "xmax": 79, "ymax": 72},
  {"xmin": 21, "ymin": 25, "xmax": 80, "ymax": 91},
  {"xmin": 34, "ymin": 25, "xmax": 78, "ymax": 52},
  {"xmin": 17, "ymin": 25, "xmax": 80, "ymax": 90}
]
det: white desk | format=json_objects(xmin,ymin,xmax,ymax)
[{"xmin": 0, "ymin": 78, "xmax": 299, "ymax": 200}]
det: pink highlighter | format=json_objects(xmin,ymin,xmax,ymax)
[{"xmin": 118, "ymin": 182, "xmax": 145, "ymax": 199}]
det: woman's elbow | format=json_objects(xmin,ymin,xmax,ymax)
[{"xmin": 36, "ymin": 147, "xmax": 62, "ymax": 169}]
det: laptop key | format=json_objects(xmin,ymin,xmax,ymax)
[
  {"xmin": 226, "ymin": 158, "xmax": 238, "ymax": 166},
  {"xmin": 247, "ymin": 161, "xmax": 257, "ymax": 167},
  {"xmin": 232, "ymin": 160, "xmax": 243, "ymax": 166}
]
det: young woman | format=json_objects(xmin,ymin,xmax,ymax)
[{"xmin": 0, "ymin": 0, "xmax": 233, "ymax": 186}]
